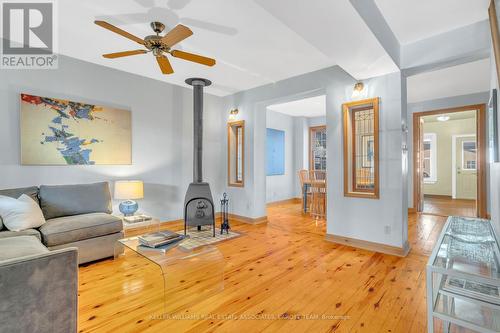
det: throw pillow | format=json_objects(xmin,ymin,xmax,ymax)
[{"xmin": 0, "ymin": 194, "xmax": 46, "ymax": 231}]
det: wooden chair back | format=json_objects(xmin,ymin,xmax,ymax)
[{"xmin": 298, "ymin": 169, "xmax": 311, "ymax": 188}]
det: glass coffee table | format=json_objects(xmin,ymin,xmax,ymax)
[{"xmin": 114, "ymin": 233, "xmax": 224, "ymax": 313}]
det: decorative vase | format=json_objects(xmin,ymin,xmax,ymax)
[{"xmin": 119, "ymin": 200, "xmax": 138, "ymax": 216}]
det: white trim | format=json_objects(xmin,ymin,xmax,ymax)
[
  {"xmin": 423, "ymin": 133, "xmax": 437, "ymax": 183},
  {"xmin": 452, "ymin": 134, "xmax": 476, "ymax": 199}
]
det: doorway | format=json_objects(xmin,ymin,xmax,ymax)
[
  {"xmin": 264, "ymin": 95, "xmax": 327, "ymax": 219},
  {"xmin": 413, "ymin": 104, "xmax": 487, "ymax": 217}
]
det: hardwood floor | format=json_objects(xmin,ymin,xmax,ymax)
[
  {"xmin": 78, "ymin": 203, "xmax": 448, "ymax": 333},
  {"xmin": 423, "ymin": 195, "xmax": 476, "ymax": 217}
]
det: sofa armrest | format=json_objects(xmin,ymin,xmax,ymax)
[{"xmin": 0, "ymin": 247, "xmax": 78, "ymax": 333}]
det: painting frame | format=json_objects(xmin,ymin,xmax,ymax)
[
  {"xmin": 20, "ymin": 93, "xmax": 132, "ymax": 166},
  {"xmin": 490, "ymin": 0, "xmax": 500, "ymax": 88}
]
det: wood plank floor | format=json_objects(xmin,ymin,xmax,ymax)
[
  {"xmin": 78, "ymin": 203, "xmax": 449, "ymax": 333},
  {"xmin": 423, "ymin": 196, "xmax": 476, "ymax": 217}
]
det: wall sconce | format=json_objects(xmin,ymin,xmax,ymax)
[
  {"xmin": 352, "ymin": 82, "xmax": 365, "ymax": 99},
  {"xmin": 229, "ymin": 108, "xmax": 239, "ymax": 120}
]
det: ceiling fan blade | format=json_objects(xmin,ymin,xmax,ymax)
[
  {"xmin": 94, "ymin": 20, "xmax": 144, "ymax": 45},
  {"xmin": 161, "ymin": 24, "xmax": 193, "ymax": 47},
  {"xmin": 156, "ymin": 56, "xmax": 174, "ymax": 74},
  {"xmin": 171, "ymin": 50, "xmax": 216, "ymax": 66},
  {"xmin": 103, "ymin": 50, "xmax": 148, "ymax": 58}
]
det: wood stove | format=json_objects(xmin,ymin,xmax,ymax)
[{"xmin": 184, "ymin": 78, "xmax": 215, "ymax": 236}]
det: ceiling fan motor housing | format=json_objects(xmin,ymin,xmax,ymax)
[{"xmin": 144, "ymin": 35, "xmax": 169, "ymax": 54}]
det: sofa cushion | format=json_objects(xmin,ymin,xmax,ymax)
[
  {"xmin": 0, "ymin": 186, "xmax": 39, "ymax": 230},
  {"xmin": 0, "ymin": 235, "xmax": 49, "ymax": 261},
  {"xmin": 0, "ymin": 229, "xmax": 41, "ymax": 241},
  {"xmin": 0, "ymin": 195, "xmax": 46, "ymax": 231},
  {"xmin": 39, "ymin": 182, "xmax": 112, "ymax": 220},
  {"xmin": 39, "ymin": 213, "xmax": 122, "ymax": 247}
]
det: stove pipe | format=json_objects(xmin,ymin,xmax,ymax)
[{"xmin": 185, "ymin": 78, "xmax": 212, "ymax": 183}]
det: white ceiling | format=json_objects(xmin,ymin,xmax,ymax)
[
  {"xmin": 375, "ymin": 0, "xmax": 490, "ymax": 44},
  {"xmin": 267, "ymin": 95, "xmax": 326, "ymax": 118},
  {"xmin": 407, "ymin": 59, "xmax": 490, "ymax": 104},
  {"xmin": 57, "ymin": 0, "xmax": 399, "ymax": 96}
]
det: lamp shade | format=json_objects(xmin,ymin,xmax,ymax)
[{"xmin": 114, "ymin": 180, "xmax": 144, "ymax": 200}]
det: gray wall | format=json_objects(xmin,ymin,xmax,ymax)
[
  {"xmin": 224, "ymin": 65, "xmax": 408, "ymax": 248},
  {"xmin": 0, "ymin": 55, "xmax": 225, "ymax": 221},
  {"xmin": 406, "ymin": 92, "xmax": 490, "ymax": 208},
  {"xmin": 328, "ymin": 72, "xmax": 408, "ymax": 248}
]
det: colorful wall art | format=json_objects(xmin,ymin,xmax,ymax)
[{"xmin": 20, "ymin": 93, "xmax": 131, "ymax": 165}]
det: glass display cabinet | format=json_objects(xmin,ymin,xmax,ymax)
[{"xmin": 427, "ymin": 216, "xmax": 500, "ymax": 333}]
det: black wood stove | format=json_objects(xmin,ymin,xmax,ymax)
[{"xmin": 183, "ymin": 78, "xmax": 215, "ymax": 237}]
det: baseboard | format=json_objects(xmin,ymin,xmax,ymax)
[
  {"xmin": 266, "ymin": 198, "xmax": 301, "ymax": 207},
  {"xmin": 228, "ymin": 213, "xmax": 268, "ymax": 225},
  {"xmin": 325, "ymin": 234, "xmax": 410, "ymax": 257}
]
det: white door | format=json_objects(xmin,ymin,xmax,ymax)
[{"xmin": 455, "ymin": 136, "xmax": 477, "ymax": 200}]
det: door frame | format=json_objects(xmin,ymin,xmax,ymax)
[
  {"xmin": 412, "ymin": 104, "xmax": 487, "ymax": 218},
  {"xmin": 451, "ymin": 134, "xmax": 476, "ymax": 199}
]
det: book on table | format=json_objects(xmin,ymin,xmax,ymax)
[{"xmin": 138, "ymin": 230, "xmax": 184, "ymax": 248}]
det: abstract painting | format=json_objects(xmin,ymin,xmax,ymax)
[
  {"xmin": 20, "ymin": 93, "xmax": 131, "ymax": 165},
  {"xmin": 266, "ymin": 128, "xmax": 285, "ymax": 176}
]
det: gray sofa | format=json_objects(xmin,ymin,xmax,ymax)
[
  {"xmin": 0, "ymin": 237, "xmax": 78, "ymax": 333},
  {"xmin": 0, "ymin": 182, "xmax": 124, "ymax": 333},
  {"xmin": 0, "ymin": 182, "xmax": 123, "ymax": 264}
]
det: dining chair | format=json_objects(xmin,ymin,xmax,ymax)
[
  {"xmin": 298, "ymin": 170, "xmax": 312, "ymax": 213},
  {"xmin": 309, "ymin": 170, "xmax": 326, "ymax": 219}
]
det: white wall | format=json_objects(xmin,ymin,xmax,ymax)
[
  {"xmin": 308, "ymin": 116, "xmax": 326, "ymax": 127},
  {"xmin": 0, "ymin": 55, "xmax": 225, "ymax": 221},
  {"xmin": 328, "ymin": 72, "xmax": 408, "ymax": 248},
  {"xmin": 265, "ymin": 110, "xmax": 296, "ymax": 203}
]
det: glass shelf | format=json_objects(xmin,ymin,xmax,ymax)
[
  {"xmin": 432, "ymin": 217, "xmax": 500, "ymax": 282},
  {"xmin": 434, "ymin": 292, "xmax": 500, "ymax": 332}
]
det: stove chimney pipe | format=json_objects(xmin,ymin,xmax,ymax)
[{"xmin": 185, "ymin": 78, "xmax": 211, "ymax": 183}]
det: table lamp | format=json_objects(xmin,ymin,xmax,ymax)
[{"xmin": 114, "ymin": 180, "xmax": 144, "ymax": 216}]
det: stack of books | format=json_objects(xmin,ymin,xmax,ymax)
[{"xmin": 138, "ymin": 231, "xmax": 184, "ymax": 248}]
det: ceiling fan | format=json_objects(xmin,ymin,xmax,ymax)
[{"xmin": 94, "ymin": 20, "xmax": 216, "ymax": 74}]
